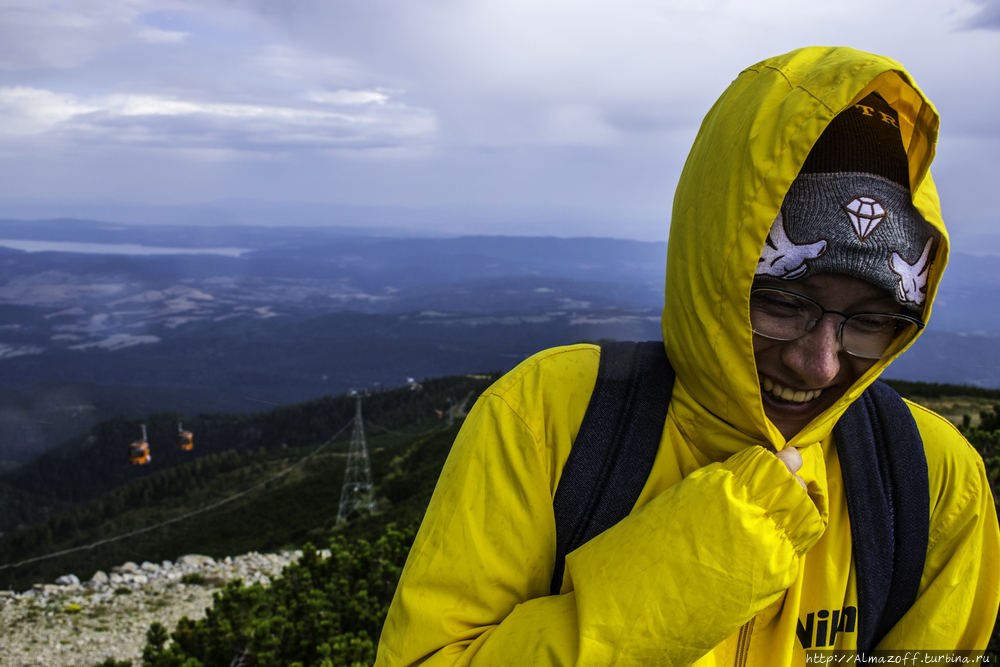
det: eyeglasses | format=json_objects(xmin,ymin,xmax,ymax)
[{"xmin": 749, "ymin": 286, "xmax": 924, "ymax": 360}]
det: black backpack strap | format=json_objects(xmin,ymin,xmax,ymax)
[
  {"xmin": 834, "ymin": 380, "xmax": 929, "ymax": 653},
  {"xmin": 549, "ymin": 347, "xmax": 928, "ymax": 649},
  {"xmin": 550, "ymin": 341, "xmax": 673, "ymax": 595}
]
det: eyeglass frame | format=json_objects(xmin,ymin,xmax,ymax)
[{"xmin": 748, "ymin": 285, "xmax": 925, "ymax": 360}]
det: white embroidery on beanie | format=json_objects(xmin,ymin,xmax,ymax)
[
  {"xmin": 843, "ymin": 196, "xmax": 887, "ymax": 241},
  {"xmin": 757, "ymin": 213, "xmax": 828, "ymax": 280},
  {"xmin": 889, "ymin": 237, "xmax": 934, "ymax": 307}
]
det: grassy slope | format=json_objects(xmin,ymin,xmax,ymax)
[{"xmin": 0, "ymin": 375, "xmax": 486, "ymax": 591}]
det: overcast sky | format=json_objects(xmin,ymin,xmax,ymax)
[{"xmin": 0, "ymin": 0, "xmax": 997, "ymax": 242}]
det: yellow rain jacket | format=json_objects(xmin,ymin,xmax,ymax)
[{"xmin": 375, "ymin": 47, "xmax": 1000, "ymax": 665}]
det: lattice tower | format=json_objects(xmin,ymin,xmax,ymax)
[{"xmin": 336, "ymin": 395, "xmax": 377, "ymax": 525}]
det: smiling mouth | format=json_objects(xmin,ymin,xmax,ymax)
[{"xmin": 762, "ymin": 376, "xmax": 823, "ymax": 404}]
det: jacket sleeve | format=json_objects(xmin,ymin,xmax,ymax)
[
  {"xmin": 374, "ymin": 349, "xmax": 828, "ymax": 666},
  {"xmin": 877, "ymin": 403, "xmax": 1000, "ymax": 650}
]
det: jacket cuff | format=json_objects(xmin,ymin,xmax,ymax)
[{"xmin": 722, "ymin": 445, "xmax": 827, "ymax": 555}]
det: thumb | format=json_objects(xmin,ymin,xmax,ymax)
[{"xmin": 774, "ymin": 447, "xmax": 807, "ymax": 490}]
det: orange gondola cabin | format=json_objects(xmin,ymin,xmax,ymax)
[
  {"xmin": 128, "ymin": 424, "xmax": 151, "ymax": 465},
  {"xmin": 177, "ymin": 423, "xmax": 193, "ymax": 451}
]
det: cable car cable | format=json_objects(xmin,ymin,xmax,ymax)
[
  {"xmin": 0, "ymin": 418, "xmax": 355, "ymax": 572},
  {"xmin": 363, "ymin": 420, "xmax": 449, "ymax": 438}
]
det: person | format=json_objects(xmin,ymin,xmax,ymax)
[{"xmin": 374, "ymin": 46, "xmax": 1000, "ymax": 664}]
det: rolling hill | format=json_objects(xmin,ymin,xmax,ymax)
[{"xmin": 0, "ymin": 372, "xmax": 495, "ymax": 591}]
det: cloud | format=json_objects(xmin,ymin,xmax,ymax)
[
  {"xmin": 544, "ymin": 105, "xmax": 622, "ymax": 147},
  {"xmin": 245, "ymin": 0, "xmax": 760, "ymax": 152},
  {"xmin": 136, "ymin": 26, "xmax": 188, "ymax": 43},
  {"xmin": 0, "ymin": 86, "xmax": 436, "ymax": 152},
  {"xmin": 0, "ymin": 0, "xmax": 997, "ymax": 241},
  {"xmin": 0, "ymin": 0, "xmax": 153, "ymax": 69},
  {"xmin": 0, "ymin": 87, "xmax": 101, "ymax": 134},
  {"xmin": 305, "ymin": 89, "xmax": 391, "ymax": 105},
  {"xmin": 251, "ymin": 45, "xmax": 367, "ymax": 86},
  {"xmin": 961, "ymin": 0, "xmax": 1000, "ymax": 28}
]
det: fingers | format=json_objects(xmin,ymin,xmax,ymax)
[
  {"xmin": 774, "ymin": 446, "xmax": 808, "ymax": 490},
  {"xmin": 774, "ymin": 446, "xmax": 802, "ymax": 473}
]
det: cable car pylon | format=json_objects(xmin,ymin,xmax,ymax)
[{"xmin": 336, "ymin": 393, "xmax": 377, "ymax": 525}]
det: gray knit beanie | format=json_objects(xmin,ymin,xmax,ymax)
[{"xmin": 756, "ymin": 93, "xmax": 938, "ymax": 310}]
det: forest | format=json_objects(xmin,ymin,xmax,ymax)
[{"xmin": 0, "ymin": 373, "xmax": 493, "ymax": 591}]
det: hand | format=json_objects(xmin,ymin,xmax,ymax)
[{"xmin": 768, "ymin": 446, "xmax": 808, "ymax": 491}]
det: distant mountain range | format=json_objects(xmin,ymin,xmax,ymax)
[{"xmin": 0, "ymin": 218, "xmax": 998, "ymax": 467}]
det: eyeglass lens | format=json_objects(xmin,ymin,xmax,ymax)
[{"xmin": 749, "ymin": 288, "xmax": 920, "ymax": 359}]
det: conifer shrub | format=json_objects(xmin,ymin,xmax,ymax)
[
  {"xmin": 960, "ymin": 406, "xmax": 1000, "ymax": 501},
  {"xmin": 961, "ymin": 410, "xmax": 1000, "ymax": 661},
  {"xmin": 94, "ymin": 660, "xmax": 133, "ymax": 667},
  {"xmin": 132, "ymin": 523, "xmax": 416, "ymax": 667},
  {"xmin": 979, "ymin": 404, "xmax": 1000, "ymax": 433}
]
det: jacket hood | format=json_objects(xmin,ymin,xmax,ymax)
[{"xmin": 663, "ymin": 46, "xmax": 949, "ymax": 454}]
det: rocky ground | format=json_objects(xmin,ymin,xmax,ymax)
[{"xmin": 0, "ymin": 549, "xmax": 308, "ymax": 667}]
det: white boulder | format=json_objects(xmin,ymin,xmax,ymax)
[{"xmin": 177, "ymin": 555, "xmax": 215, "ymax": 568}]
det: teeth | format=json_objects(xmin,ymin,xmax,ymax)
[{"xmin": 763, "ymin": 377, "xmax": 822, "ymax": 403}]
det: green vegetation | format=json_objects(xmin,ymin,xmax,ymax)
[
  {"xmin": 962, "ymin": 404, "xmax": 1000, "ymax": 505},
  {"xmin": 0, "ymin": 372, "xmax": 490, "ymax": 530},
  {"xmin": 84, "ymin": 526, "xmax": 413, "ymax": 667},
  {"xmin": 0, "ymin": 483, "xmax": 72, "ymax": 534},
  {"xmin": 957, "ymin": 403, "xmax": 1000, "ymax": 660},
  {"xmin": 0, "ymin": 373, "xmax": 492, "ymax": 590},
  {"xmin": 881, "ymin": 378, "xmax": 1000, "ymax": 400},
  {"xmin": 977, "ymin": 404, "xmax": 1000, "ymax": 432},
  {"xmin": 84, "ymin": 419, "xmax": 449, "ymax": 666},
  {"xmin": 72, "ymin": 387, "xmax": 460, "ymax": 667},
  {"xmin": 139, "ymin": 527, "xmax": 415, "ymax": 667}
]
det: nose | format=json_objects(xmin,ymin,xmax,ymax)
[{"xmin": 782, "ymin": 315, "xmax": 844, "ymax": 387}]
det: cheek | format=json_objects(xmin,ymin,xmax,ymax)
[
  {"xmin": 846, "ymin": 357, "xmax": 880, "ymax": 383},
  {"xmin": 751, "ymin": 334, "xmax": 772, "ymax": 357},
  {"xmin": 751, "ymin": 338, "xmax": 786, "ymax": 382}
]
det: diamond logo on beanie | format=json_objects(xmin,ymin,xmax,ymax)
[{"xmin": 843, "ymin": 196, "xmax": 886, "ymax": 241}]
